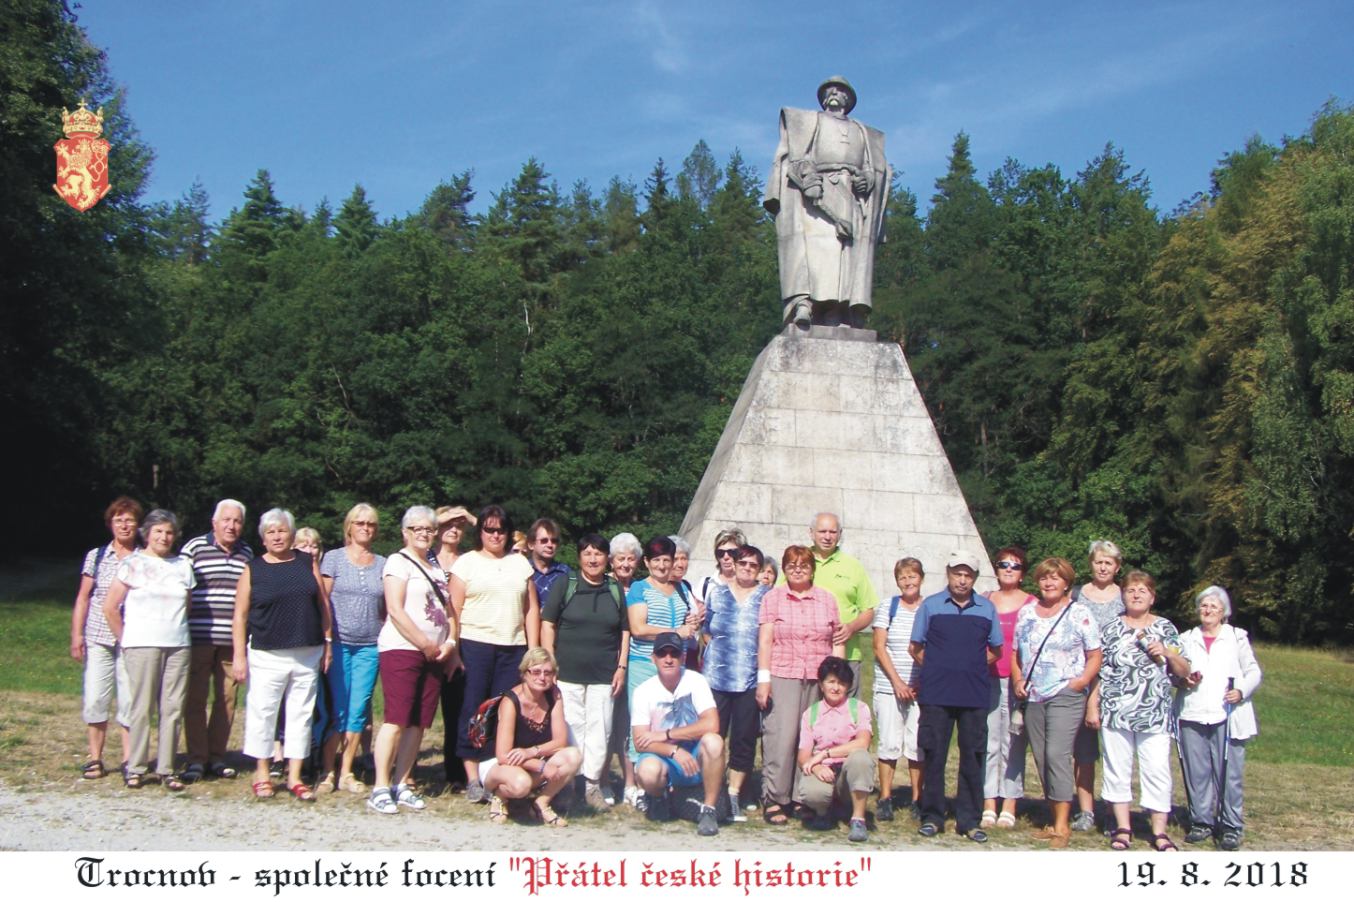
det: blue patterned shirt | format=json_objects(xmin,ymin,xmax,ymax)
[{"xmin": 702, "ymin": 583, "xmax": 768, "ymax": 692}]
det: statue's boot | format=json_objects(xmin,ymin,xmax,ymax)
[
  {"xmin": 785, "ymin": 298, "xmax": 812, "ymax": 329},
  {"xmin": 848, "ymin": 304, "xmax": 870, "ymax": 329}
]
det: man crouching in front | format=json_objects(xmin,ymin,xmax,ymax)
[{"xmin": 631, "ymin": 631, "xmax": 725, "ymax": 836}]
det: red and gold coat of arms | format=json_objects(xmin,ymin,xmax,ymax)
[{"xmin": 53, "ymin": 101, "xmax": 110, "ymax": 212}]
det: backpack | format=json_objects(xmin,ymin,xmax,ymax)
[
  {"xmin": 887, "ymin": 594, "xmax": 901, "ymax": 625},
  {"xmin": 807, "ymin": 697, "xmax": 860, "ymax": 728},
  {"xmin": 558, "ymin": 573, "xmax": 623, "ymax": 619},
  {"xmin": 466, "ymin": 694, "xmax": 506, "ymax": 750}
]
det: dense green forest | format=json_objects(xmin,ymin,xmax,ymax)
[{"xmin": 5, "ymin": 1, "xmax": 1351, "ymax": 642}]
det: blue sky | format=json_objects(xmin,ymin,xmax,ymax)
[{"xmin": 77, "ymin": 0, "xmax": 1351, "ymax": 223}]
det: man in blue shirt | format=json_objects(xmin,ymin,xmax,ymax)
[
  {"xmin": 527, "ymin": 518, "xmax": 571, "ymax": 605},
  {"xmin": 908, "ymin": 552, "xmax": 1002, "ymax": 843}
]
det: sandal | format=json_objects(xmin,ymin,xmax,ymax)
[
  {"xmin": 488, "ymin": 797, "xmax": 508, "ymax": 824},
  {"xmin": 1110, "ymin": 827, "xmax": 1133, "ymax": 851},
  {"xmin": 762, "ymin": 803, "xmax": 790, "ymax": 825},
  {"xmin": 1151, "ymin": 833, "xmax": 1179, "ymax": 852},
  {"xmin": 252, "ymin": 780, "xmax": 275, "ymax": 799},
  {"xmin": 123, "ymin": 772, "xmax": 144, "ymax": 789},
  {"xmin": 81, "ymin": 760, "xmax": 107, "ymax": 780},
  {"xmin": 980, "ymin": 810, "xmax": 998, "ymax": 828},
  {"xmin": 339, "ymin": 774, "xmax": 367, "ymax": 794},
  {"xmin": 367, "ymin": 788, "xmax": 398, "ymax": 815},
  {"xmin": 164, "ymin": 775, "xmax": 187, "ymax": 792},
  {"xmin": 288, "ymin": 782, "xmax": 316, "ymax": 802},
  {"xmin": 536, "ymin": 801, "xmax": 568, "ymax": 828},
  {"xmin": 996, "ymin": 811, "xmax": 1017, "ymax": 829}
]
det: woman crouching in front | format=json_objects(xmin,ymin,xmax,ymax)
[{"xmin": 484, "ymin": 648, "xmax": 581, "ymax": 826}]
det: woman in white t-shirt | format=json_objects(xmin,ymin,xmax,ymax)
[
  {"xmin": 103, "ymin": 509, "xmax": 195, "ymax": 791},
  {"xmin": 448, "ymin": 504, "xmax": 540, "ymax": 804},
  {"xmin": 366, "ymin": 506, "xmax": 459, "ymax": 815}
]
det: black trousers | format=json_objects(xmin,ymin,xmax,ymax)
[
  {"xmin": 918, "ymin": 703, "xmax": 988, "ymax": 833},
  {"xmin": 713, "ymin": 687, "xmax": 758, "ymax": 773}
]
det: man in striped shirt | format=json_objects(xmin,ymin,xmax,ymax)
[{"xmin": 180, "ymin": 499, "xmax": 253, "ymax": 782}]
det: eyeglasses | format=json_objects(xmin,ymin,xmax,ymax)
[
  {"xmin": 526, "ymin": 667, "xmax": 556, "ymax": 677},
  {"xmin": 406, "ymin": 526, "xmax": 435, "ymax": 535},
  {"xmin": 534, "ymin": 537, "xmax": 558, "ymax": 546},
  {"xmin": 784, "ymin": 562, "xmax": 812, "ymax": 572},
  {"xmin": 715, "ymin": 547, "xmax": 738, "ymax": 559},
  {"xmin": 353, "ymin": 520, "xmax": 377, "ymax": 529},
  {"xmin": 735, "ymin": 560, "xmax": 760, "ymax": 568},
  {"xmin": 482, "ymin": 525, "xmax": 507, "ymax": 535},
  {"xmin": 996, "ymin": 561, "xmax": 1023, "ymax": 571}
]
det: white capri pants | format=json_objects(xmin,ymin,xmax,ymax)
[
  {"xmin": 243, "ymin": 644, "xmax": 323, "ymax": 761},
  {"xmin": 873, "ymin": 692, "xmax": 922, "ymax": 762},
  {"xmin": 985, "ymin": 676, "xmax": 1026, "ymax": 800},
  {"xmin": 558, "ymin": 681, "xmax": 613, "ymax": 782},
  {"xmin": 82, "ymin": 640, "xmax": 131, "ymax": 727},
  {"xmin": 1101, "ymin": 725, "xmax": 1173, "ymax": 813}
]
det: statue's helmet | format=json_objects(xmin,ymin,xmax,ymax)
[{"xmin": 817, "ymin": 76, "xmax": 857, "ymax": 114}]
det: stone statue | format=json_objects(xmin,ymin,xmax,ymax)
[{"xmin": 764, "ymin": 76, "xmax": 891, "ymax": 330}]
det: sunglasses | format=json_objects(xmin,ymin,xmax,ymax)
[
  {"xmin": 654, "ymin": 648, "xmax": 682, "ymax": 659},
  {"xmin": 526, "ymin": 667, "xmax": 556, "ymax": 677},
  {"xmin": 482, "ymin": 525, "xmax": 507, "ymax": 535},
  {"xmin": 996, "ymin": 561, "xmax": 1024, "ymax": 571},
  {"xmin": 715, "ymin": 547, "xmax": 738, "ymax": 559}
]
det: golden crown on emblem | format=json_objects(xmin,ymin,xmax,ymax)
[{"xmin": 61, "ymin": 100, "xmax": 104, "ymax": 138}]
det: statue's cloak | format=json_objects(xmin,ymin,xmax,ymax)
[{"xmin": 764, "ymin": 107, "xmax": 890, "ymax": 309}]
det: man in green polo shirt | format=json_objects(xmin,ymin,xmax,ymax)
[{"xmin": 809, "ymin": 512, "xmax": 877, "ymax": 696}]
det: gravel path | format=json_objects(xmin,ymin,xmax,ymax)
[{"xmin": 0, "ymin": 781, "xmax": 822, "ymax": 852}]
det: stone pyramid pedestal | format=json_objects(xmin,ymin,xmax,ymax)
[{"xmin": 680, "ymin": 327, "xmax": 994, "ymax": 596}]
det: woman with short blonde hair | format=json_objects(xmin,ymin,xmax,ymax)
[{"xmin": 319, "ymin": 503, "xmax": 385, "ymax": 794}]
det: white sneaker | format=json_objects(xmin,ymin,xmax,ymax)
[{"xmin": 624, "ymin": 785, "xmax": 643, "ymax": 808}]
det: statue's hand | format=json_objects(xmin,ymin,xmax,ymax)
[
  {"xmin": 852, "ymin": 174, "xmax": 871, "ymax": 195},
  {"xmin": 803, "ymin": 183, "xmax": 823, "ymax": 201}
]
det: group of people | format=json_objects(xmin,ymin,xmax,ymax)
[{"xmin": 72, "ymin": 500, "xmax": 1260, "ymax": 848}]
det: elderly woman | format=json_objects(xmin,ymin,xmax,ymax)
[
  {"xmin": 366, "ymin": 506, "xmax": 458, "ymax": 814},
  {"xmin": 702, "ymin": 544, "xmax": 770, "ymax": 819},
  {"xmin": 1071, "ymin": 538, "xmax": 1126, "ymax": 831},
  {"xmin": 542, "ymin": 533, "xmax": 628, "ymax": 810},
  {"xmin": 1175, "ymin": 586, "xmax": 1262, "ymax": 851},
  {"xmin": 795, "ymin": 656, "xmax": 875, "ymax": 842},
  {"xmin": 103, "ymin": 509, "xmax": 195, "ymax": 790},
  {"xmin": 434, "ymin": 505, "xmax": 475, "ymax": 790},
  {"xmin": 982, "ymin": 546, "xmax": 1036, "ymax": 829},
  {"xmin": 759, "ymin": 560, "xmax": 778, "ymax": 587},
  {"xmin": 625, "ymin": 536, "xmax": 700, "ymax": 804},
  {"xmin": 872, "ymin": 557, "xmax": 926, "ymax": 822},
  {"xmin": 450, "ymin": 505, "xmax": 540, "ymax": 804},
  {"xmin": 232, "ymin": 508, "xmax": 331, "ymax": 801},
  {"xmin": 1012, "ymin": 557, "xmax": 1103, "ymax": 848},
  {"xmin": 756, "ymin": 545, "xmax": 843, "ymax": 825},
  {"xmin": 698, "ymin": 527, "xmax": 747, "ymax": 603},
  {"xmin": 484, "ymin": 648, "xmax": 582, "ymax": 826},
  {"xmin": 72, "ymin": 496, "xmax": 142, "ymax": 779},
  {"xmin": 607, "ymin": 531, "xmax": 643, "ymax": 807},
  {"xmin": 316, "ymin": 503, "xmax": 386, "ymax": 794},
  {"xmin": 1088, "ymin": 571, "xmax": 1191, "ymax": 851}
]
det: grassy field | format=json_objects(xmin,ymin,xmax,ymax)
[{"xmin": 4, "ymin": 557, "xmax": 1352, "ymax": 849}]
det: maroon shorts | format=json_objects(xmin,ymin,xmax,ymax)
[{"xmin": 379, "ymin": 649, "xmax": 444, "ymax": 728}]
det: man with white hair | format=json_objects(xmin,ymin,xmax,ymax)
[
  {"xmin": 180, "ymin": 499, "xmax": 253, "ymax": 782},
  {"xmin": 807, "ymin": 512, "xmax": 877, "ymax": 696}
]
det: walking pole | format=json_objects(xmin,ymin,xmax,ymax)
[{"xmin": 1216, "ymin": 677, "xmax": 1235, "ymax": 831}]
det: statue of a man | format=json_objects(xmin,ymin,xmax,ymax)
[{"xmin": 764, "ymin": 77, "xmax": 891, "ymax": 330}]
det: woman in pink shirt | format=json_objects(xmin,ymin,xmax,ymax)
[
  {"xmin": 795, "ymin": 656, "xmax": 874, "ymax": 842},
  {"xmin": 755, "ymin": 545, "xmax": 843, "ymax": 824},
  {"xmin": 983, "ymin": 545, "xmax": 1036, "ymax": 829}
]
